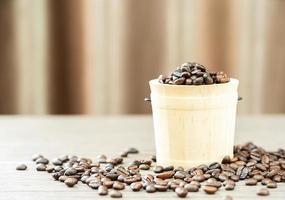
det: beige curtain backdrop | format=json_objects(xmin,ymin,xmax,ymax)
[{"xmin": 0, "ymin": 0, "xmax": 285, "ymax": 114}]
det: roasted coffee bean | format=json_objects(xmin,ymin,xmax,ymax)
[
  {"xmin": 253, "ymin": 174, "xmax": 264, "ymax": 182},
  {"xmin": 36, "ymin": 157, "xmax": 49, "ymax": 165},
  {"xmin": 113, "ymin": 182, "xmax": 125, "ymax": 190},
  {"xmin": 139, "ymin": 164, "xmax": 150, "ymax": 170},
  {"xmin": 193, "ymin": 77, "xmax": 204, "ymax": 85},
  {"xmin": 224, "ymin": 195, "xmax": 233, "ymax": 200},
  {"xmin": 267, "ymin": 181, "xmax": 277, "ymax": 189},
  {"xmin": 193, "ymin": 175, "xmax": 205, "ymax": 182},
  {"xmin": 185, "ymin": 78, "xmax": 192, "ymax": 85},
  {"xmin": 151, "ymin": 155, "xmax": 156, "ymax": 162},
  {"xmin": 54, "ymin": 166, "xmax": 63, "ymax": 172},
  {"xmin": 36, "ymin": 163, "xmax": 46, "ymax": 171},
  {"xmin": 32, "ymin": 153, "xmax": 43, "ymax": 161},
  {"xmin": 256, "ymin": 163, "xmax": 267, "ymax": 171},
  {"xmin": 110, "ymin": 190, "xmax": 122, "ymax": 198},
  {"xmin": 146, "ymin": 184, "xmax": 156, "ymax": 193},
  {"xmin": 262, "ymin": 178, "xmax": 272, "ymax": 185},
  {"xmin": 224, "ymin": 183, "xmax": 235, "ymax": 190},
  {"xmin": 64, "ymin": 177, "xmax": 78, "ymax": 187},
  {"xmin": 163, "ymin": 165, "xmax": 174, "ymax": 171},
  {"xmin": 16, "ymin": 164, "xmax": 27, "ymax": 170},
  {"xmin": 127, "ymin": 147, "xmax": 139, "ymax": 154},
  {"xmin": 205, "ymin": 181, "xmax": 222, "ymax": 188},
  {"xmin": 257, "ymin": 188, "xmax": 270, "ymax": 196},
  {"xmin": 64, "ymin": 167, "xmax": 77, "ymax": 176},
  {"xmin": 245, "ymin": 178, "xmax": 257, "ymax": 186},
  {"xmin": 184, "ymin": 184, "xmax": 199, "ymax": 192},
  {"xmin": 45, "ymin": 166, "xmax": 54, "ymax": 173},
  {"xmin": 156, "ymin": 171, "xmax": 174, "ymax": 179},
  {"xmin": 221, "ymin": 155, "xmax": 231, "ymax": 164},
  {"xmin": 103, "ymin": 180, "xmax": 114, "ymax": 188},
  {"xmin": 97, "ymin": 154, "xmax": 107, "ymax": 163},
  {"xmin": 175, "ymin": 187, "xmax": 188, "ymax": 198},
  {"xmin": 130, "ymin": 182, "xmax": 143, "ymax": 191},
  {"xmin": 190, "ymin": 181, "xmax": 201, "ymax": 188},
  {"xmin": 98, "ymin": 185, "xmax": 108, "ymax": 195},
  {"xmin": 230, "ymin": 175, "xmax": 240, "ymax": 182},
  {"xmin": 203, "ymin": 186, "xmax": 218, "ymax": 194},
  {"xmin": 124, "ymin": 176, "xmax": 137, "ymax": 185},
  {"xmin": 153, "ymin": 165, "xmax": 164, "ymax": 173},
  {"xmin": 174, "ymin": 171, "xmax": 187, "ymax": 179},
  {"xmin": 52, "ymin": 158, "xmax": 63, "ymax": 166},
  {"xmin": 154, "ymin": 184, "xmax": 168, "ymax": 192},
  {"xmin": 58, "ymin": 175, "xmax": 68, "ymax": 182},
  {"xmin": 89, "ymin": 181, "xmax": 101, "ymax": 189}
]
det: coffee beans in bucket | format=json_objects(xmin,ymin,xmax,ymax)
[
  {"xmin": 17, "ymin": 143, "xmax": 285, "ymax": 198},
  {"xmin": 158, "ymin": 62, "xmax": 230, "ymax": 85}
]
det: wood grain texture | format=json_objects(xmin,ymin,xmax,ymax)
[{"xmin": 0, "ymin": 115, "xmax": 285, "ymax": 200}]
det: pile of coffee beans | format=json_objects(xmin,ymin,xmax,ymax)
[
  {"xmin": 17, "ymin": 143, "xmax": 285, "ymax": 198},
  {"xmin": 158, "ymin": 62, "xmax": 230, "ymax": 85}
]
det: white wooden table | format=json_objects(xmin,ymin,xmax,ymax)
[{"xmin": 0, "ymin": 115, "xmax": 285, "ymax": 200}]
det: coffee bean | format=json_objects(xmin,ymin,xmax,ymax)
[
  {"xmin": 64, "ymin": 167, "xmax": 77, "ymax": 176},
  {"xmin": 103, "ymin": 180, "xmax": 114, "ymax": 188},
  {"xmin": 139, "ymin": 164, "xmax": 150, "ymax": 170},
  {"xmin": 89, "ymin": 181, "xmax": 101, "ymax": 189},
  {"xmin": 193, "ymin": 77, "xmax": 204, "ymax": 85},
  {"xmin": 110, "ymin": 190, "xmax": 122, "ymax": 198},
  {"xmin": 230, "ymin": 175, "xmax": 240, "ymax": 182},
  {"xmin": 130, "ymin": 182, "xmax": 143, "ymax": 191},
  {"xmin": 184, "ymin": 184, "xmax": 199, "ymax": 192},
  {"xmin": 64, "ymin": 177, "xmax": 78, "ymax": 187},
  {"xmin": 190, "ymin": 181, "xmax": 201, "ymax": 188},
  {"xmin": 146, "ymin": 184, "xmax": 156, "ymax": 193},
  {"xmin": 98, "ymin": 185, "xmax": 108, "ymax": 195},
  {"xmin": 154, "ymin": 184, "xmax": 168, "ymax": 191},
  {"xmin": 52, "ymin": 158, "xmax": 63, "ymax": 166},
  {"xmin": 54, "ymin": 166, "xmax": 63, "ymax": 172},
  {"xmin": 45, "ymin": 165, "xmax": 54, "ymax": 173},
  {"xmin": 224, "ymin": 195, "xmax": 233, "ymax": 200},
  {"xmin": 267, "ymin": 181, "xmax": 277, "ymax": 189},
  {"xmin": 193, "ymin": 175, "xmax": 205, "ymax": 182},
  {"xmin": 154, "ymin": 166, "xmax": 164, "ymax": 173},
  {"xmin": 205, "ymin": 181, "xmax": 222, "ymax": 188},
  {"xmin": 174, "ymin": 171, "xmax": 187, "ymax": 179},
  {"xmin": 58, "ymin": 175, "xmax": 67, "ymax": 182},
  {"xmin": 16, "ymin": 164, "xmax": 27, "ymax": 170},
  {"xmin": 36, "ymin": 157, "xmax": 49, "ymax": 165},
  {"xmin": 113, "ymin": 182, "xmax": 125, "ymax": 190},
  {"xmin": 185, "ymin": 78, "xmax": 192, "ymax": 85},
  {"xmin": 97, "ymin": 154, "xmax": 107, "ymax": 163},
  {"xmin": 253, "ymin": 174, "xmax": 264, "ymax": 182},
  {"xmin": 174, "ymin": 77, "xmax": 185, "ymax": 85},
  {"xmin": 127, "ymin": 147, "xmax": 139, "ymax": 154},
  {"xmin": 224, "ymin": 183, "xmax": 235, "ymax": 190},
  {"xmin": 261, "ymin": 178, "xmax": 272, "ymax": 185},
  {"xmin": 36, "ymin": 163, "xmax": 46, "ymax": 171},
  {"xmin": 203, "ymin": 186, "xmax": 218, "ymax": 194},
  {"xmin": 245, "ymin": 178, "xmax": 257, "ymax": 186},
  {"xmin": 175, "ymin": 187, "xmax": 188, "ymax": 198},
  {"xmin": 32, "ymin": 153, "xmax": 43, "ymax": 161},
  {"xmin": 257, "ymin": 188, "xmax": 270, "ymax": 196},
  {"xmin": 156, "ymin": 171, "xmax": 174, "ymax": 179}
]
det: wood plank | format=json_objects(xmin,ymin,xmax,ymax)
[{"xmin": 0, "ymin": 115, "xmax": 285, "ymax": 199}]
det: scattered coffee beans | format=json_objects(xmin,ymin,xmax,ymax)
[
  {"xmin": 24, "ymin": 142, "xmax": 285, "ymax": 198},
  {"xmin": 16, "ymin": 164, "xmax": 27, "ymax": 170},
  {"xmin": 175, "ymin": 187, "xmax": 188, "ymax": 198},
  {"xmin": 257, "ymin": 188, "xmax": 270, "ymax": 196},
  {"xmin": 158, "ymin": 62, "xmax": 230, "ymax": 85},
  {"xmin": 110, "ymin": 190, "xmax": 123, "ymax": 198}
]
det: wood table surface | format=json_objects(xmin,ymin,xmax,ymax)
[{"xmin": 1, "ymin": 115, "xmax": 285, "ymax": 200}]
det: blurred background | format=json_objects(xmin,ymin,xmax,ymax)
[{"xmin": 0, "ymin": 0, "xmax": 285, "ymax": 115}]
